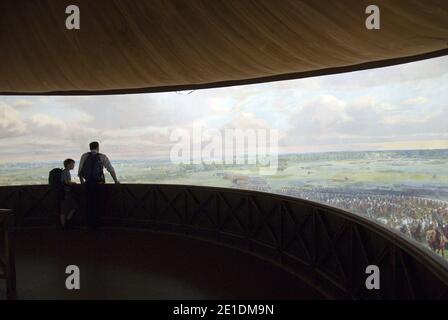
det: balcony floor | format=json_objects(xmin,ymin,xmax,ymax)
[{"xmin": 1, "ymin": 228, "xmax": 322, "ymax": 299}]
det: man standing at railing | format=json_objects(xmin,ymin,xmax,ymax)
[{"xmin": 78, "ymin": 141, "xmax": 120, "ymax": 230}]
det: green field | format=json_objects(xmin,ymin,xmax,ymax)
[{"xmin": 1, "ymin": 150, "xmax": 448, "ymax": 200}]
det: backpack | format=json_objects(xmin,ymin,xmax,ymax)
[
  {"xmin": 80, "ymin": 152, "xmax": 105, "ymax": 183},
  {"xmin": 48, "ymin": 168, "xmax": 63, "ymax": 190}
]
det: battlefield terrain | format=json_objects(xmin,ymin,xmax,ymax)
[{"xmin": 1, "ymin": 149, "xmax": 447, "ymax": 257}]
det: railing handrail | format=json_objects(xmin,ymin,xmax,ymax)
[
  {"xmin": 118, "ymin": 184, "xmax": 448, "ymax": 282},
  {"xmin": 0, "ymin": 183, "xmax": 447, "ymax": 299},
  {"xmin": 0, "ymin": 183, "xmax": 447, "ymax": 263}
]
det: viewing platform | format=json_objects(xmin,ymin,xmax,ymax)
[
  {"xmin": 1, "ymin": 228, "xmax": 320, "ymax": 299},
  {"xmin": 1, "ymin": 184, "xmax": 448, "ymax": 299}
]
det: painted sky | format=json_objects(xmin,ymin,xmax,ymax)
[{"xmin": 1, "ymin": 56, "xmax": 447, "ymax": 163}]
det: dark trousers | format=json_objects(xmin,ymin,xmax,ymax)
[{"xmin": 85, "ymin": 181, "xmax": 102, "ymax": 229}]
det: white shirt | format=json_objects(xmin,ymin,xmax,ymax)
[{"xmin": 78, "ymin": 150, "xmax": 116, "ymax": 178}]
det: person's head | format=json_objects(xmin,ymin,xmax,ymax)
[
  {"xmin": 89, "ymin": 141, "xmax": 99, "ymax": 152},
  {"xmin": 63, "ymin": 158, "xmax": 75, "ymax": 170}
]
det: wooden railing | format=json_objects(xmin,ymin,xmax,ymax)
[
  {"xmin": 0, "ymin": 184, "xmax": 447, "ymax": 299},
  {"xmin": 0, "ymin": 209, "xmax": 16, "ymax": 300}
]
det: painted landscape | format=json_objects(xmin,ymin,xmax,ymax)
[{"xmin": 1, "ymin": 148, "xmax": 447, "ymax": 258}]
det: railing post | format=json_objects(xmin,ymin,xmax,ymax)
[{"xmin": 0, "ymin": 209, "xmax": 16, "ymax": 300}]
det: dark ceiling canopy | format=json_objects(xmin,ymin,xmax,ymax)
[{"xmin": 0, "ymin": 0, "xmax": 447, "ymax": 95}]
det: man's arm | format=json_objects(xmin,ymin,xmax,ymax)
[
  {"xmin": 101, "ymin": 154, "xmax": 119, "ymax": 184},
  {"xmin": 78, "ymin": 153, "xmax": 86, "ymax": 184}
]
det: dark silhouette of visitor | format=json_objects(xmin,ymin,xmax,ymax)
[
  {"xmin": 78, "ymin": 141, "xmax": 119, "ymax": 230},
  {"xmin": 61, "ymin": 158, "xmax": 77, "ymax": 228}
]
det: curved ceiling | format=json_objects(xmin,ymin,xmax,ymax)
[{"xmin": 0, "ymin": 0, "xmax": 447, "ymax": 95}]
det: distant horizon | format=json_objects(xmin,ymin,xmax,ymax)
[{"xmin": 1, "ymin": 147, "xmax": 447, "ymax": 166}]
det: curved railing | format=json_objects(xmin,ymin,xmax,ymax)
[{"xmin": 0, "ymin": 184, "xmax": 447, "ymax": 299}]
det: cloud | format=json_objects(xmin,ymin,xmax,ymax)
[
  {"xmin": 0, "ymin": 102, "xmax": 27, "ymax": 138},
  {"xmin": 401, "ymin": 97, "xmax": 428, "ymax": 106},
  {"xmin": 12, "ymin": 99, "xmax": 34, "ymax": 109},
  {"xmin": 53, "ymin": 93, "xmax": 212, "ymax": 130},
  {"xmin": 287, "ymin": 94, "xmax": 352, "ymax": 136},
  {"xmin": 281, "ymin": 91, "xmax": 448, "ymax": 153},
  {"xmin": 226, "ymin": 112, "xmax": 272, "ymax": 130},
  {"xmin": 31, "ymin": 114, "xmax": 67, "ymax": 130}
]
